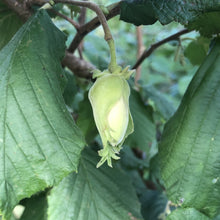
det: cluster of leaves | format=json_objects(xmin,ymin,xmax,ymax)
[{"xmin": 1, "ymin": 0, "xmax": 220, "ymax": 219}]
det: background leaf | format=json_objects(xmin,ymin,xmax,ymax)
[
  {"xmin": 20, "ymin": 192, "xmax": 48, "ymax": 220},
  {"xmin": 140, "ymin": 85, "xmax": 175, "ymax": 120},
  {"xmin": 125, "ymin": 89, "xmax": 156, "ymax": 153},
  {"xmin": 159, "ymin": 38, "xmax": 220, "ymax": 218},
  {"xmin": 120, "ymin": 0, "xmax": 220, "ymax": 37},
  {"xmin": 184, "ymin": 36, "xmax": 210, "ymax": 66},
  {"xmin": 47, "ymin": 148, "xmax": 142, "ymax": 220},
  {"xmin": 0, "ymin": 9, "xmax": 85, "ymax": 218},
  {"xmin": 76, "ymin": 94, "xmax": 98, "ymax": 144},
  {"xmin": 139, "ymin": 190, "xmax": 168, "ymax": 220},
  {"xmin": 0, "ymin": 1, "xmax": 23, "ymax": 50}
]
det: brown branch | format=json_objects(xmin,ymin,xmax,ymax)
[
  {"xmin": 68, "ymin": 3, "xmax": 120, "ymax": 53},
  {"xmin": 52, "ymin": 0, "xmax": 120, "ymax": 71},
  {"xmin": 135, "ymin": 26, "xmax": 144, "ymax": 86},
  {"xmin": 132, "ymin": 28, "xmax": 190, "ymax": 70},
  {"xmin": 3, "ymin": 0, "xmax": 32, "ymax": 20},
  {"xmin": 78, "ymin": 2, "xmax": 87, "ymax": 25},
  {"xmin": 53, "ymin": 0, "xmax": 113, "ymax": 41},
  {"xmin": 77, "ymin": 1, "xmax": 87, "ymax": 59},
  {"xmin": 62, "ymin": 52, "xmax": 95, "ymax": 79},
  {"xmin": 4, "ymin": 0, "xmax": 120, "ymax": 78},
  {"xmin": 50, "ymin": 8, "xmax": 80, "ymax": 30}
]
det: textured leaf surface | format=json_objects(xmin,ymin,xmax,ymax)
[
  {"xmin": 125, "ymin": 89, "xmax": 156, "ymax": 152},
  {"xmin": 187, "ymin": 11, "xmax": 220, "ymax": 37},
  {"xmin": 120, "ymin": 0, "xmax": 220, "ymax": 37},
  {"xmin": 47, "ymin": 148, "xmax": 142, "ymax": 220},
  {"xmin": 0, "ymin": 1, "xmax": 23, "ymax": 50},
  {"xmin": 167, "ymin": 208, "xmax": 210, "ymax": 220},
  {"xmin": 159, "ymin": 38, "xmax": 220, "ymax": 218},
  {"xmin": 0, "ymin": 10, "xmax": 85, "ymax": 218}
]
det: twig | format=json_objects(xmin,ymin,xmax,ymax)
[
  {"xmin": 62, "ymin": 51, "xmax": 95, "ymax": 79},
  {"xmin": 135, "ymin": 26, "xmax": 144, "ymax": 86},
  {"xmin": 50, "ymin": 8, "xmax": 80, "ymax": 30},
  {"xmin": 78, "ymin": 2, "xmax": 87, "ymax": 25},
  {"xmin": 132, "ymin": 28, "xmax": 190, "ymax": 70},
  {"xmin": 53, "ymin": 0, "xmax": 118, "ymax": 71},
  {"xmin": 53, "ymin": 0, "xmax": 112, "ymax": 40},
  {"xmin": 68, "ymin": 3, "xmax": 120, "ymax": 53},
  {"xmin": 77, "ymin": 1, "xmax": 87, "ymax": 59},
  {"xmin": 3, "ymin": 0, "xmax": 32, "ymax": 20}
]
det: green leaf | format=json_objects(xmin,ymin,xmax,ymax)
[
  {"xmin": 62, "ymin": 70, "xmax": 78, "ymax": 107},
  {"xmin": 140, "ymin": 85, "xmax": 175, "ymax": 120},
  {"xmin": 140, "ymin": 190, "xmax": 168, "ymax": 220},
  {"xmin": 120, "ymin": 0, "xmax": 157, "ymax": 26},
  {"xmin": 120, "ymin": 147, "xmax": 148, "ymax": 170},
  {"xmin": 167, "ymin": 208, "xmax": 210, "ymax": 220},
  {"xmin": 20, "ymin": 192, "xmax": 47, "ymax": 220},
  {"xmin": 125, "ymin": 89, "xmax": 156, "ymax": 153},
  {"xmin": 76, "ymin": 94, "xmax": 98, "ymax": 144},
  {"xmin": 120, "ymin": 0, "xmax": 220, "ymax": 36},
  {"xmin": 47, "ymin": 148, "xmax": 142, "ymax": 220},
  {"xmin": 184, "ymin": 37, "xmax": 210, "ymax": 66},
  {"xmin": 187, "ymin": 11, "xmax": 220, "ymax": 38},
  {"xmin": 214, "ymin": 214, "xmax": 220, "ymax": 220},
  {"xmin": 0, "ymin": 10, "xmax": 85, "ymax": 218},
  {"xmin": 0, "ymin": 1, "xmax": 23, "ymax": 50},
  {"xmin": 159, "ymin": 38, "xmax": 220, "ymax": 218}
]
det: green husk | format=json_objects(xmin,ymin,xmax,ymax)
[{"xmin": 89, "ymin": 68, "xmax": 134, "ymax": 167}]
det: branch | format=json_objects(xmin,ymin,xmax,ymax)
[
  {"xmin": 62, "ymin": 52, "xmax": 95, "ymax": 79},
  {"xmin": 54, "ymin": 1, "xmax": 112, "ymax": 40},
  {"xmin": 3, "ymin": 0, "xmax": 32, "ymax": 20},
  {"xmin": 4, "ymin": 0, "xmax": 120, "ymax": 77},
  {"xmin": 135, "ymin": 26, "xmax": 144, "ymax": 86},
  {"xmin": 53, "ymin": 0, "xmax": 119, "ymax": 71},
  {"xmin": 68, "ymin": 3, "xmax": 120, "ymax": 53},
  {"xmin": 132, "ymin": 28, "xmax": 190, "ymax": 70},
  {"xmin": 50, "ymin": 8, "xmax": 80, "ymax": 30},
  {"xmin": 77, "ymin": 1, "xmax": 87, "ymax": 59}
]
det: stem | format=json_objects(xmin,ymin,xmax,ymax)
[
  {"xmin": 68, "ymin": 3, "xmax": 120, "ymax": 53},
  {"xmin": 135, "ymin": 26, "xmax": 144, "ymax": 87},
  {"xmin": 50, "ymin": 8, "xmax": 80, "ymax": 30},
  {"xmin": 107, "ymin": 39, "xmax": 118, "ymax": 72},
  {"xmin": 53, "ymin": 0, "xmax": 118, "ymax": 71},
  {"xmin": 132, "ymin": 29, "xmax": 190, "ymax": 69}
]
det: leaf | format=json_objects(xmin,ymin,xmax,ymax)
[
  {"xmin": 120, "ymin": 0, "xmax": 220, "ymax": 36},
  {"xmin": 214, "ymin": 214, "xmax": 220, "ymax": 220},
  {"xmin": 140, "ymin": 85, "xmax": 175, "ymax": 120},
  {"xmin": 119, "ymin": 148, "xmax": 148, "ymax": 195},
  {"xmin": 120, "ymin": 147, "xmax": 148, "ymax": 170},
  {"xmin": 76, "ymin": 94, "xmax": 98, "ymax": 144},
  {"xmin": 0, "ymin": 1, "xmax": 23, "ymax": 50},
  {"xmin": 47, "ymin": 148, "xmax": 142, "ymax": 220},
  {"xmin": 184, "ymin": 37, "xmax": 210, "ymax": 66},
  {"xmin": 0, "ymin": 10, "xmax": 85, "ymax": 218},
  {"xmin": 167, "ymin": 208, "xmax": 210, "ymax": 220},
  {"xmin": 125, "ymin": 89, "xmax": 156, "ymax": 153},
  {"xmin": 119, "ymin": 0, "xmax": 157, "ymax": 26},
  {"xmin": 20, "ymin": 192, "xmax": 47, "ymax": 220},
  {"xmin": 140, "ymin": 190, "xmax": 168, "ymax": 220},
  {"xmin": 62, "ymin": 70, "xmax": 78, "ymax": 107},
  {"xmin": 159, "ymin": 38, "xmax": 220, "ymax": 218},
  {"xmin": 187, "ymin": 11, "xmax": 220, "ymax": 37}
]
